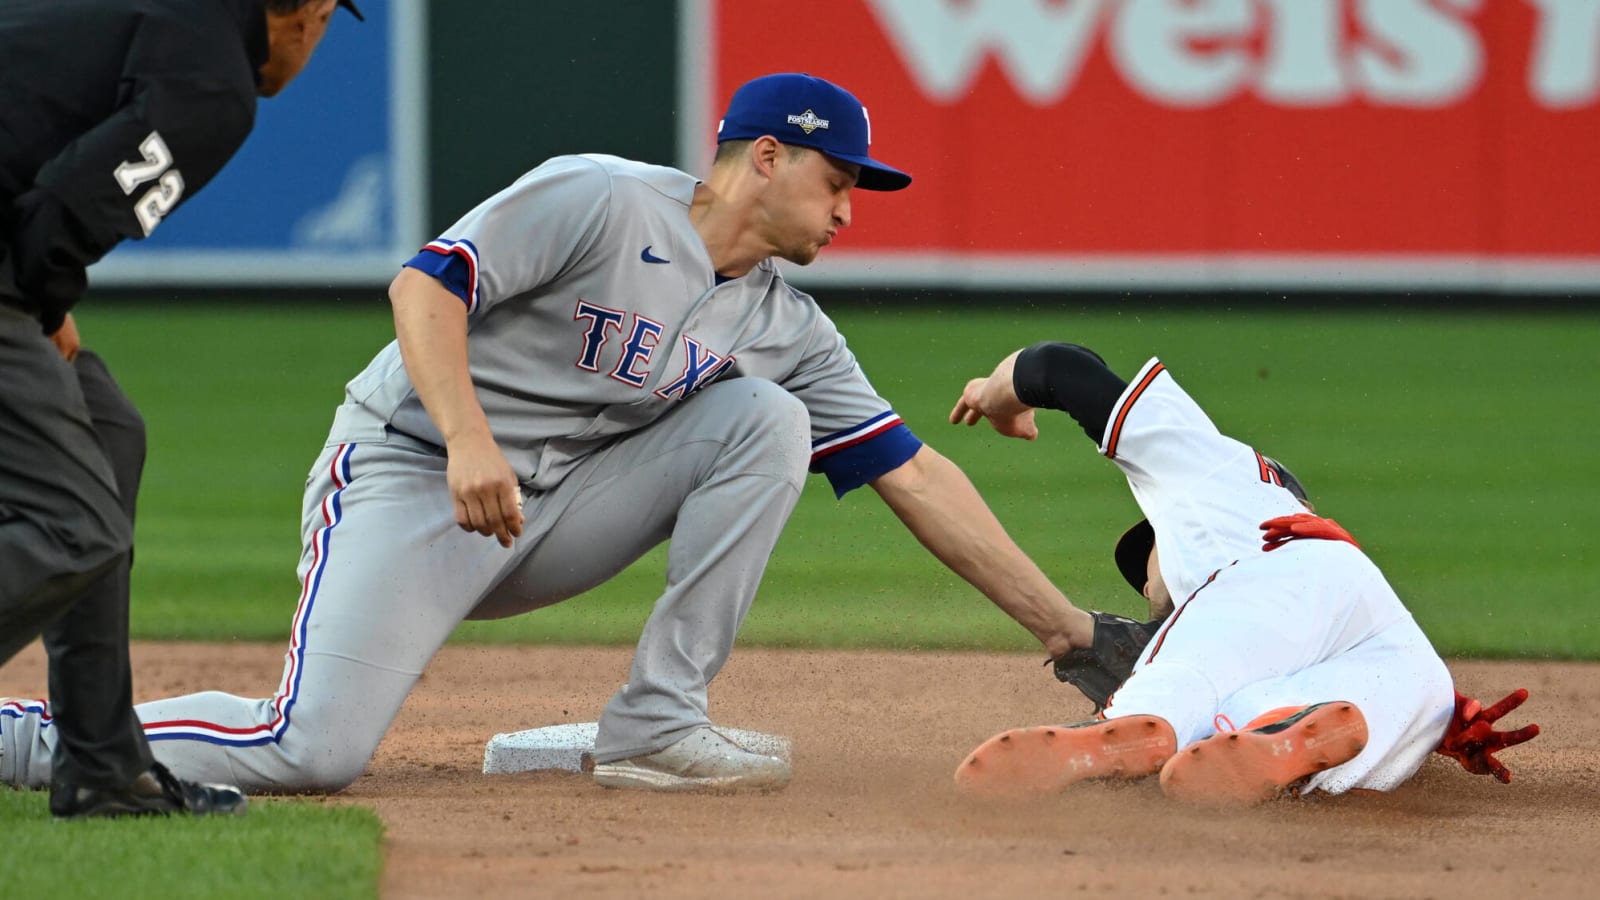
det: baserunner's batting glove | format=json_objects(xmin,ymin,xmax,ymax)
[
  {"xmin": 1049, "ymin": 612, "xmax": 1166, "ymax": 714},
  {"xmin": 1436, "ymin": 688, "xmax": 1540, "ymax": 783},
  {"xmin": 1260, "ymin": 513, "xmax": 1361, "ymax": 551}
]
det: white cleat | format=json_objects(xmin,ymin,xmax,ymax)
[{"xmin": 588, "ymin": 726, "xmax": 792, "ymax": 793}]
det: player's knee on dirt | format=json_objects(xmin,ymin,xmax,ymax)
[
  {"xmin": 278, "ymin": 737, "xmax": 379, "ymax": 794},
  {"xmin": 260, "ymin": 699, "xmax": 396, "ymax": 793}
]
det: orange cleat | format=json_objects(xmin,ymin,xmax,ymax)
[
  {"xmin": 954, "ymin": 715, "xmax": 1177, "ymax": 798},
  {"xmin": 1159, "ymin": 702, "xmax": 1368, "ymax": 806}
]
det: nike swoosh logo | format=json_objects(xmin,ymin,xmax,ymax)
[{"xmin": 640, "ymin": 245, "xmax": 670, "ymax": 264}]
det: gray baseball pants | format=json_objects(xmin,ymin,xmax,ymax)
[{"xmin": 0, "ymin": 377, "xmax": 809, "ymax": 791}]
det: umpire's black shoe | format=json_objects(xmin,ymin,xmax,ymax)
[{"xmin": 50, "ymin": 762, "xmax": 249, "ymax": 819}]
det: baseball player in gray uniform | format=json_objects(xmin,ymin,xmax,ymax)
[{"xmin": 1, "ymin": 73, "xmax": 1100, "ymax": 793}]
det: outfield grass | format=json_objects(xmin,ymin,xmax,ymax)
[
  {"xmin": 0, "ymin": 789, "xmax": 383, "ymax": 898},
  {"xmin": 72, "ymin": 300, "xmax": 1599, "ymax": 659}
]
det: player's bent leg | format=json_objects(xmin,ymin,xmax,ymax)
[
  {"xmin": 1316, "ymin": 622, "xmax": 1452, "ymax": 794},
  {"xmin": 127, "ymin": 442, "xmax": 514, "ymax": 792},
  {"xmin": 2, "ymin": 659, "xmax": 420, "ymax": 794},
  {"xmin": 954, "ymin": 716, "xmax": 1177, "ymax": 798},
  {"xmin": 471, "ymin": 378, "xmax": 810, "ymax": 779},
  {"xmin": 1211, "ymin": 617, "xmax": 1453, "ymax": 796},
  {"xmin": 593, "ymin": 380, "xmax": 808, "ymax": 769},
  {"xmin": 53, "ymin": 441, "xmax": 512, "ymax": 794},
  {"xmin": 1157, "ymin": 701, "xmax": 1369, "ymax": 806},
  {"xmin": 134, "ymin": 660, "xmax": 422, "ymax": 793},
  {"xmin": 1105, "ymin": 541, "xmax": 1409, "ymax": 751}
]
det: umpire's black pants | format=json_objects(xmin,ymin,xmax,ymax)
[{"xmin": 0, "ymin": 302, "xmax": 154, "ymax": 789}]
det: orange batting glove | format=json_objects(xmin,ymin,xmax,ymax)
[
  {"xmin": 1436, "ymin": 688, "xmax": 1540, "ymax": 783},
  {"xmin": 1260, "ymin": 513, "xmax": 1360, "ymax": 551}
]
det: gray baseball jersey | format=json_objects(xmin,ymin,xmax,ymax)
[
  {"xmin": 0, "ymin": 153, "xmax": 925, "ymax": 790},
  {"xmin": 334, "ymin": 153, "xmax": 920, "ymax": 494}
]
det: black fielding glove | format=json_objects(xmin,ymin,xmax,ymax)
[{"xmin": 1050, "ymin": 612, "xmax": 1166, "ymax": 713}]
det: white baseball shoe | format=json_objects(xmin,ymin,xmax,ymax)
[{"xmin": 588, "ymin": 726, "xmax": 792, "ymax": 793}]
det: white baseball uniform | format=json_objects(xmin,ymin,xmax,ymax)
[
  {"xmin": 1, "ymin": 154, "xmax": 924, "ymax": 791},
  {"xmin": 1097, "ymin": 358, "xmax": 1455, "ymax": 794}
]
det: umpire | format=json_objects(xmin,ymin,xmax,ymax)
[{"xmin": 0, "ymin": 0, "xmax": 361, "ymax": 818}]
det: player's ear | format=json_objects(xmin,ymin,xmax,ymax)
[{"xmin": 750, "ymin": 136, "xmax": 782, "ymax": 180}]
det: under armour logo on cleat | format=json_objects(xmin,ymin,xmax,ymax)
[{"xmin": 640, "ymin": 245, "xmax": 671, "ymax": 264}]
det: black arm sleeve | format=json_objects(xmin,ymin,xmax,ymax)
[{"xmin": 1011, "ymin": 342, "xmax": 1129, "ymax": 443}]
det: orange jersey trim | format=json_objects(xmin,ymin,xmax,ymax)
[{"xmin": 1105, "ymin": 362, "xmax": 1165, "ymax": 460}]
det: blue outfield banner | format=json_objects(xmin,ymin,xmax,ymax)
[{"xmin": 90, "ymin": 0, "xmax": 427, "ymax": 288}]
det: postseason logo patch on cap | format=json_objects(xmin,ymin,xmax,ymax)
[{"xmin": 786, "ymin": 110, "xmax": 830, "ymax": 135}]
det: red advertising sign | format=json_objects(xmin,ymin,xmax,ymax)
[{"xmin": 683, "ymin": 0, "xmax": 1600, "ymax": 290}]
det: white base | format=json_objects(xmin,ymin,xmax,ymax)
[{"xmin": 483, "ymin": 722, "xmax": 793, "ymax": 774}]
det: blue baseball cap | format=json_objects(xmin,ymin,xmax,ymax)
[{"xmin": 717, "ymin": 73, "xmax": 912, "ymax": 192}]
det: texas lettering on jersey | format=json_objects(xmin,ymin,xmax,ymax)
[{"xmin": 573, "ymin": 299, "xmax": 737, "ymax": 399}]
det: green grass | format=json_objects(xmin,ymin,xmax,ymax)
[
  {"xmin": 73, "ymin": 301, "xmax": 1600, "ymax": 659},
  {"xmin": 0, "ymin": 790, "xmax": 383, "ymax": 898}
]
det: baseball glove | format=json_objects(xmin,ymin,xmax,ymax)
[{"xmin": 1050, "ymin": 611, "xmax": 1166, "ymax": 713}]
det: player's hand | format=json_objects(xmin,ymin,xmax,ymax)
[
  {"xmin": 445, "ymin": 432, "xmax": 524, "ymax": 548},
  {"xmin": 49, "ymin": 313, "xmax": 81, "ymax": 362},
  {"xmin": 950, "ymin": 378, "xmax": 1039, "ymax": 440},
  {"xmin": 1435, "ymin": 688, "xmax": 1540, "ymax": 783},
  {"xmin": 1049, "ymin": 611, "xmax": 1166, "ymax": 714},
  {"xmin": 949, "ymin": 352, "xmax": 1038, "ymax": 440},
  {"xmin": 1260, "ymin": 513, "xmax": 1360, "ymax": 551}
]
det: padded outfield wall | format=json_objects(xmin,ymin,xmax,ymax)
[{"xmin": 89, "ymin": 0, "xmax": 1600, "ymax": 298}]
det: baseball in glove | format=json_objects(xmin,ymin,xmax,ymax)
[{"xmin": 1050, "ymin": 611, "xmax": 1166, "ymax": 713}]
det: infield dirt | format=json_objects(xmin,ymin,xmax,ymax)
[{"xmin": 5, "ymin": 643, "xmax": 1595, "ymax": 898}]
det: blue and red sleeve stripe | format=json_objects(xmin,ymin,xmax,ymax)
[
  {"xmin": 402, "ymin": 238, "xmax": 481, "ymax": 314},
  {"xmin": 809, "ymin": 412, "xmax": 922, "ymax": 497}
]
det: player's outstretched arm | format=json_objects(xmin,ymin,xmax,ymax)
[
  {"xmin": 870, "ymin": 445, "xmax": 1093, "ymax": 657},
  {"xmin": 389, "ymin": 267, "xmax": 523, "ymax": 548}
]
